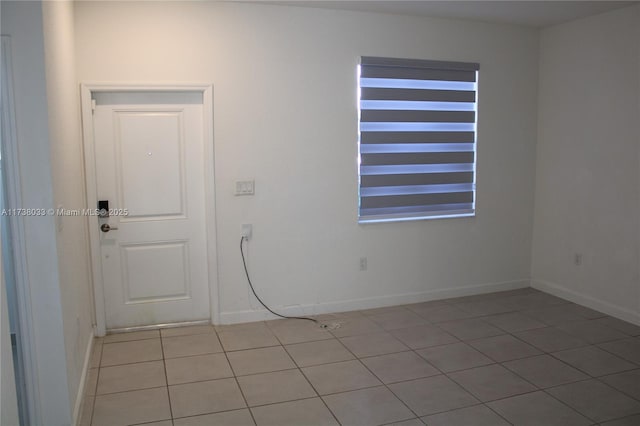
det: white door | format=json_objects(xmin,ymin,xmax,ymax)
[{"xmin": 92, "ymin": 91, "xmax": 210, "ymax": 329}]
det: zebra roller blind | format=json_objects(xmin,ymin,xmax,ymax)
[{"xmin": 358, "ymin": 56, "xmax": 479, "ymax": 222}]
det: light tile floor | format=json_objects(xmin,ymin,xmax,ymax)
[{"xmin": 79, "ymin": 288, "xmax": 640, "ymax": 426}]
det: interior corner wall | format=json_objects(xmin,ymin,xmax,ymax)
[
  {"xmin": 42, "ymin": 0, "xmax": 94, "ymax": 422},
  {"xmin": 532, "ymin": 5, "xmax": 640, "ymax": 324},
  {"xmin": 0, "ymin": 1, "xmax": 72, "ymax": 424},
  {"xmin": 74, "ymin": 1, "xmax": 539, "ymax": 322}
]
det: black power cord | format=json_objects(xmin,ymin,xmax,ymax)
[{"xmin": 240, "ymin": 237, "xmax": 321, "ymax": 325}]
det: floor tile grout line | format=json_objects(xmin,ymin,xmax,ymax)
[
  {"xmin": 388, "ymin": 337, "xmax": 463, "ymax": 352},
  {"xmin": 167, "ymin": 396, "xmax": 345, "ymax": 423},
  {"xmin": 294, "ymin": 338, "xmax": 398, "ymax": 424},
  {"xmin": 88, "ymin": 341, "xmax": 102, "ymax": 426},
  {"xmin": 164, "ymin": 351, "xmax": 225, "ymax": 360},
  {"xmin": 284, "ymin": 344, "xmax": 344, "ymax": 426},
  {"xmin": 248, "ymin": 393, "xmax": 345, "ymax": 415},
  {"xmin": 223, "ymin": 344, "xmax": 281, "ymax": 352},
  {"xmin": 445, "ymin": 367, "xmax": 538, "ymax": 404},
  {"xmin": 499, "ymin": 355, "xmax": 589, "ymax": 388},
  {"xmin": 281, "ymin": 338, "xmax": 355, "ymax": 367},
  {"xmin": 541, "ymin": 370, "xmax": 640, "ymax": 424},
  {"xmin": 544, "ymin": 346, "xmax": 636, "ymax": 379},
  {"xmin": 593, "ymin": 375, "xmax": 640, "ymax": 404},
  {"xmin": 378, "ymin": 418, "xmax": 424, "ymax": 426},
  {"xmin": 284, "ymin": 368, "xmax": 342, "ymax": 425},
  {"xmin": 97, "ymin": 358, "xmax": 166, "ymax": 370},
  {"xmin": 161, "ymin": 351, "xmax": 231, "ymax": 365},
  {"xmin": 596, "ymin": 369, "xmax": 640, "ymax": 404},
  {"xmin": 228, "ymin": 349, "xmax": 308, "ymax": 378},
  {"xmin": 221, "ymin": 343, "xmax": 281, "ymax": 353},
  {"xmin": 442, "ymin": 313, "xmax": 636, "ymax": 424},
  {"xmin": 96, "ymin": 343, "xmax": 557, "ymax": 391},
  {"xmin": 405, "ymin": 319, "xmax": 623, "ymax": 423},
  {"xmin": 99, "ymin": 357, "xmax": 165, "ymax": 369},
  {"xmin": 88, "ymin": 340, "xmax": 104, "ymax": 423},
  {"xmin": 503, "ymin": 326, "xmax": 588, "ymax": 354},
  {"xmin": 596, "ymin": 338, "xmax": 640, "ymax": 366},
  {"xmin": 89, "ymin": 384, "xmax": 168, "ymax": 398},
  {"xmin": 539, "ymin": 385, "xmax": 602, "ymax": 424},
  {"xmin": 407, "ymin": 402, "xmax": 491, "ymax": 422},
  {"xmin": 414, "ymin": 353, "xmax": 500, "ymax": 376},
  {"xmin": 430, "ymin": 324, "xmax": 593, "ymax": 424},
  {"xmin": 158, "ymin": 339, "xmax": 174, "ymax": 423},
  {"xmin": 156, "ymin": 395, "xmax": 636, "ymax": 426},
  {"xmin": 337, "ymin": 345, "xmax": 410, "ymax": 360},
  {"xmin": 95, "ymin": 344, "xmax": 614, "ymax": 391},
  {"xmin": 478, "ymin": 402, "xmax": 516, "ymax": 426},
  {"xmin": 332, "ymin": 332, "xmax": 424, "ymax": 422},
  {"xmin": 462, "ymin": 339, "xmax": 543, "ymax": 365},
  {"xmin": 230, "ymin": 365, "xmax": 299, "ymax": 379},
  {"xmin": 83, "ymin": 291, "xmax": 640, "ymax": 425},
  {"xmin": 168, "ymin": 406, "xmax": 255, "ymax": 422},
  {"xmin": 594, "ymin": 412, "xmax": 640, "ymax": 425},
  {"xmin": 165, "ymin": 374, "xmax": 236, "ymax": 388},
  {"xmin": 485, "ymin": 308, "xmax": 638, "ymax": 381},
  {"xmin": 220, "ymin": 341, "xmax": 259, "ymax": 426}
]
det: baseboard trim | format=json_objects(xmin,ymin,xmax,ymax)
[
  {"xmin": 73, "ymin": 329, "xmax": 95, "ymax": 426},
  {"xmin": 108, "ymin": 319, "xmax": 211, "ymax": 334},
  {"xmin": 218, "ymin": 279, "xmax": 530, "ymax": 324},
  {"xmin": 532, "ymin": 279, "xmax": 640, "ymax": 326}
]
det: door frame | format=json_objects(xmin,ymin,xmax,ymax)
[
  {"xmin": 1, "ymin": 35, "xmax": 37, "ymax": 426},
  {"xmin": 80, "ymin": 83, "xmax": 219, "ymax": 336}
]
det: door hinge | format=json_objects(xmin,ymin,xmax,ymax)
[{"xmin": 91, "ymin": 99, "xmax": 97, "ymax": 113}]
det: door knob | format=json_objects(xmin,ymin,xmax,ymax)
[{"xmin": 100, "ymin": 223, "xmax": 119, "ymax": 233}]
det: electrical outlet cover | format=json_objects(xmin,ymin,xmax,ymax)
[{"xmin": 241, "ymin": 224, "xmax": 253, "ymax": 239}]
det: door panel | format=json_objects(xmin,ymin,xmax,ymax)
[
  {"xmin": 121, "ymin": 241, "xmax": 190, "ymax": 303},
  {"xmin": 117, "ymin": 111, "xmax": 186, "ymax": 219},
  {"xmin": 93, "ymin": 95, "xmax": 209, "ymax": 329}
]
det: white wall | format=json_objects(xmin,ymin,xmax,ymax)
[
  {"xmin": 75, "ymin": 1, "xmax": 539, "ymax": 322},
  {"xmin": 532, "ymin": 5, "xmax": 640, "ymax": 324},
  {"xmin": 0, "ymin": 1, "xmax": 73, "ymax": 424},
  {"xmin": 42, "ymin": 0, "xmax": 94, "ymax": 422}
]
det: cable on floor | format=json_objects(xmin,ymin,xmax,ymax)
[{"xmin": 240, "ymin": 237, "xmax": 326, "ymax": 327}]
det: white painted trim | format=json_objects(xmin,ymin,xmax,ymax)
[
  {"xmin": 0, "ymin": 35, "xmax": 41, "ymax": 425},
  {"xmin": 80, "ymin": 85, "xmax": 106, "ymax": 336},
  {"xmin": 72, "ymin": 330, "xmax": 94, "ymax": 426},
  {"xmin": 532, "ymin": 279, "xmax": 640, "ymax": 327},
  {"xmin": 80, "ymin": 82, "xmax": 215, "ymax": 93},
  {"xmin": 202, "ymin": 86, "xmax": 221, "ymax": 326},
  {"xmin": 108, "ymin": 320, "xmax": 210, "ymax": 334},
  {"xmin": 80, "ymin": 83, "xmax": 219, "ymax": 334},
  {"xmin": 219, "ymin": 279, "xmax": 530, "ymax": 324}
]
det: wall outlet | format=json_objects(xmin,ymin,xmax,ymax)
[
  {"xmin": 241, "ymin": 224, "xmax": 253, "ymax": 240},
  {"xmin": 359, "ymin": 257, "xmax": 367, "ymax": 271},
  {"xmin": 574, "ymin": 253, "xmax": 583, "ymax": 266}
]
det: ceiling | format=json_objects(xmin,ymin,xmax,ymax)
[{"xmin": 259, "ymin": 1, "xmax": 637, "ymax": 27}]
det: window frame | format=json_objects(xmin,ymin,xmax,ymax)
[{"xmin": 357, "ymin": 56, "xmax": 479, "ymax": 223}]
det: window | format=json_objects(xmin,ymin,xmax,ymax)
[{"xmin": 358, "ymin": 56, "xmax": 479, "ymax": 223}]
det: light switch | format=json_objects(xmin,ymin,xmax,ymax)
[{"xmin": 235, "ymin": 180, "xmax": 255, "ymax": 196}]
